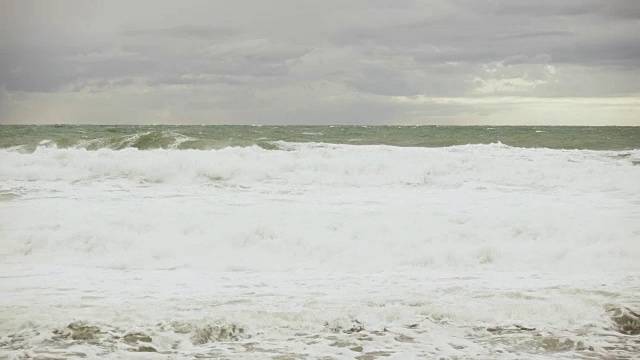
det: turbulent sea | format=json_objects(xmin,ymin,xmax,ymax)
[{"xmin": 0, "ymin": 125, "xmax": 639, "ymax": 359}]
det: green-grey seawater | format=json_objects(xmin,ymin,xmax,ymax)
[{"xmin": 0, "ymin": 125, "xmax": 638, "ymax": 152}]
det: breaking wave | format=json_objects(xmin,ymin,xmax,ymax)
[
  {"xmin": 2, "ymin": 141, "xmax": 639, "ymax": 187},
  {"xmin": 1, "ymin": 143, "xmax": 638, "ymax": 273},
  {"xmin": 6, "ymin": 130, "xmax": 289, "ymax": 152}
]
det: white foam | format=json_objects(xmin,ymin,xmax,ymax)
[
  {"xmin": 1, "ymin": 143, "xmax": 639, "ymax": 358},
  {"xmin": 1, "ymin": 143, "xmax": 639, "ymax": 272}
]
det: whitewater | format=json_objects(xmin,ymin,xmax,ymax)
[{"xmin": 1, "ymin": 136, "xmax": 639, "ymax": 359}]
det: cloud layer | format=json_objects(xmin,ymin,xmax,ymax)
[{"xmin": 1, "ymin": 0, "xmax": 638, "ymax": 125}]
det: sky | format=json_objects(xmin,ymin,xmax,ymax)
[{"xmin": 1, "ymin": 0, "xmax": 639, "ymax": 125}]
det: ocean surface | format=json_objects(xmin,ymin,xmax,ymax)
[{"xmin": 1, "ymin": 125, "xmax": 639, "ymax": 359}]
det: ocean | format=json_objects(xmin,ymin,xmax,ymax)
[{"xmin": 1, "ymin": 125, "xmax": 639, "ymax": 359}]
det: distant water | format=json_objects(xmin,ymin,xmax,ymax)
[
  {"xmin": 1, "ymin": 125, "xmax": 639, "ymax": 359},
  {"xmin": 1, "ymin": 125, "xmax": 638, "ymax": 151}
]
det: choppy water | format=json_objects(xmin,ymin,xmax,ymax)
[
  {"xmin": 1, "ymin": 126, "xmax": 639, "ymax": 359},
  {"xmin": 1, "ymin": 125, "xmax": 638, "ymax": 151}
]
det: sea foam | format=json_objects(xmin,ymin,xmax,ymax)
[
  {"xmin": 1, "ymin": 142, "xmax": 639, "ymax": 358},
  {"xmin": 1, "ymin": 143, "xmax": 638, "ymax": 272}
]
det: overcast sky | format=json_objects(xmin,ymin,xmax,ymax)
[{"xmin": 1, "ymin": 0, "xmax": 639, "ymax": 125}]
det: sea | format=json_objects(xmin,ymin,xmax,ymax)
[{"xmin": 1, "ymin": 125, "xmax": 639, "ymax": 359}]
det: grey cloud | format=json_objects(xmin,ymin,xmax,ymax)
[
  {"xmin": 534, "ymin": 66, "xmax": 640, "ymax": 97},
  {"xmin": 597, "ymin": 1, "xmax": 640, "ymax": 20},
  {"xmin": 334, "ymin": 5, "xmax": 639, "ymax": 69},
  {"xmin": 7, "ymin": 34, "xmax": 308, "ymax": 93},
  {"xmin": 500, "ymin": 54, "xmax": 552, "ymax": 65},
  {"xmin": 123, "ymin": 25, "xmax": 238, "ymax": 39},
  {"xmin": 0, "ymin": 87, "xmax": 9, "ymax": 114},
  {"xmin": 246, "ymin": 100, "xmax": 416, "ymax": 126},
  {"xmin": 493, "ymin": 2, "xmax": 598, "ymax": 17},
  {"xmin": 492, "ymin": 0, "xmax": 640, "ymax": 20},
  {"xmin": 550, "ymin": 38, "xmax": 640, "ymax": 67},
  {"xmin": 341, "ymin": 62, "xmax": 473, "ymax": 98},
  {"xmin": 495, "ymin": 30, "xmax": 574, "ymax": 40},
  {"xmin": 1, "ymin": 0, "xmax": 638, "ymax": 125},
  {"xmin": 206, "ymin": 43, "xmax": 309, "ymax": 78},
  {"xmin": 0, "ymin": 46, "xmax": 77, "ymax": 92}
]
